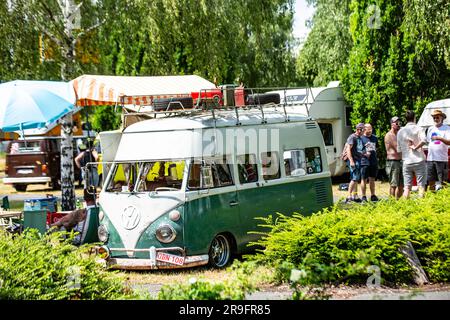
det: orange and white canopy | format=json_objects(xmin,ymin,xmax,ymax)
[{"xmin": 70, "ymin": 75, "xmax": 217, "ymax": 107}]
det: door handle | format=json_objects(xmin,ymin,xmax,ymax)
[{"xmin": 229, "ymin": 201, "xmax": 239, "ymax": 207}]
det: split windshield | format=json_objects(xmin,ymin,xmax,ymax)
[{"xmin": 106, "ymin": 160, "xmax": 185, "ymax": 193}]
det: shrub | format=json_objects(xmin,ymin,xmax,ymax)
[
  {"xmin": 158, "ymin": 261, "xmax": 258, "ymax": 300},
  {"xmin": 251, "ymin": 189, "xmax": 450, "ymax": 286},
  {"xmin": 0, "ymin": 229, "xmax": 142, "ymax": 300}
]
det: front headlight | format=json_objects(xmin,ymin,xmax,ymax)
[
  {"xmin": 155, "ymin": 224, "xmax": 176, "ymax": 243},
  {"xmin": 98, "ymin": 224, "xmax": 109, "ymax": 242}
]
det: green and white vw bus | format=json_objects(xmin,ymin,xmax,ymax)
[{"xmin": 97, "ymin": 108, "xmax": 333, "ymax": 269}]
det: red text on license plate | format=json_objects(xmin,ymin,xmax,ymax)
[{"xmin": 156, "ymin": 252, "xmax": 185, "ymax": 266}]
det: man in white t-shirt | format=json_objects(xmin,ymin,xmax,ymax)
[
  {"xmin": 397, "ymin": 110, "xmax": 427, "ymax": 198},
  {"xmin": 425, "ymin": 109, "xmax": 450, "ymax": 190}
]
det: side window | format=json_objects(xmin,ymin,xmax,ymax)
[
  {"xmin": 237, "ymin": 154, "xmax": 258, "ymax": 184},
  {"xmin": 188, "ymin": 158, "xmax": 233, "ymax": 189},
  {"xmin": 283, "ymin": 150, "xmax": 306, "ymax": 176},
  {"xmin": 319, "ymin": 123, "xmax": 333, "ymax": 146},
  {"xmin": 305, "ymin": 147, "xmax": 323, "ymax": 174},
  {"xmin": 261, "ymin": 151, "xmax": 281, "ymax": 180}
]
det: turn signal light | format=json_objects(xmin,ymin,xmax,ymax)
[{"xmin": 42, "ymin": 164, "xmax": 47, "ymax": 174}]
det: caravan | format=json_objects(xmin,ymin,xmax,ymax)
[
  {"xmin": 96, "ymin": 106, "xmax": 334, "ymax": 269},
  {"xmin": 268, "ymin": 81, "xmax": 353, "ymax": 177}
]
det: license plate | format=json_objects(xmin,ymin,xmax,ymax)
[
  {"xmin": 17, "ymin": 169, "xmax": 33, "ymax": 174},
  {"xmin": 156, "ymin": 252, "xmax": 185, "ymax": 266}
]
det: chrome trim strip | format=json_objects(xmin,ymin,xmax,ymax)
[{"xmin": 3, "ymin": 177, "xmax": 51, "ymax": 184}]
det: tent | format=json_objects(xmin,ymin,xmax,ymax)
[{"xmin": 71, "ymin": 74, "xmax": 217, "ymax": 107}]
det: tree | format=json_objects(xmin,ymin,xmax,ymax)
[
  {"xmin": 341, "ymin": 0, "xmax": 450, "ymax": 156},
  {"xmin": 19, "ymin": 0, "xmax": 104, "ymax": 210},
  {"xmin": 296, "ymin": 0, "xmax": 353, "ymax": 87}
]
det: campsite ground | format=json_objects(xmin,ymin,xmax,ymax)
[{"xmin": 1, "ymin": 154, "xmax": 449, "ymax": 300}]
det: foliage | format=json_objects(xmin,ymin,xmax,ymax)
[
  {"xmin": 157, "ymin": 260, "xmax": 258, "ymax": 300},
  {"xmin": 341, "ymin": 0, "xmax": 450, "ymax": 145},
  {"xmin": 0, "ymin": 229, "xmax": 142, "ymax": 299},
  {"xmin": 296, "ymin": 0, "xmax": 353, "ymax": 86},
  {"xmin": 251, "ymin": 188, "xmax": 450, "ymax": 287}
]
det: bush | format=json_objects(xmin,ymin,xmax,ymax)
[
  {"xmin": 158, "ymin": 261, "xmax": 258, "ymax": 300},
  {"xmin": 251, "ymin": 189, "xmax": 450, "ymax": 286},
  {"xmin": 0, "ymin": 229, "xmax": 141, "ymax": 300}
]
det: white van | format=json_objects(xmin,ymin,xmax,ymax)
[
  {"xmin": 95, "ymin": 106, "xmax": 333, "ymax": 270},
  {"xmin": 268, "ymin": 81, "xmax": 353, "ymax": 177}
]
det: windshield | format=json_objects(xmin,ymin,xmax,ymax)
[
  {"xmin": 105, "ymin": 160, "xmax": 185, "ymax": 193},
  {"xmin": 9, "ymin": 141, "xmax": 41, "ymax": 153}
]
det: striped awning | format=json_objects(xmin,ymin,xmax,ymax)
[{"xmin": 71, "ymin": 75, "xmax": 217, "ymax": 107}]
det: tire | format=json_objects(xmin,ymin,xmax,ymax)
[
  {"xmin": 246, "ymin": 93, "xmax": 280, "ymax": 105},
  {"xmin": 208, "ymin": 234, "xmax": 232, "ymax": 268},
  {"xmin": 153, "ymin": 97, "xmax": 194, "ymax": 111},
  {"xmin": 13, "ymin": 184, "xmax": 27, "ymax": 192}
]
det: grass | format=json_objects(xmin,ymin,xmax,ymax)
[{"xmin": 123, "ymin": 263, "xmax": 275, "ymax": 288}]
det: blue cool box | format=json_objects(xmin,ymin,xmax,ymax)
[{"xmin": 24, "ymin": 197, "xmax": 57, "ymax": 212}]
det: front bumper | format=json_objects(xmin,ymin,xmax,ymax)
[{"xmin": 102, "ymin": 246, "xmax": 209, "ymax": 270}]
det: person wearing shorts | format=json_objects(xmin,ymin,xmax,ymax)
[
  {"xmin": 345, "ymin": 123, "xmax": 366, "ymax": 203},
  {"xmin": 397, "ymin": 111, "xmax": 427, "ymax": 198},
  {"xmin": 384, "ymin": 116, "xmax": 403, "ymax": 199},
  {"xmin": 361, "ymin": 123, "xmax": 379, "ymax": 201},
  {"xmin": 426, "ymin": 109, "xmax": 450, "ymax": 191}
]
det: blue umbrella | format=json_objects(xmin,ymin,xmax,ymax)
[{"xmin": 0, "ymin": 80, "xmax": 76, "ymax": 132}]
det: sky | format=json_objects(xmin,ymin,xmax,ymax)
[{"xmin": 293, "ymin": 0, "xmax": 316, "ymax": 42}]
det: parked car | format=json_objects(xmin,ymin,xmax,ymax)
[{"xmin": 3, "ymin": 137, "xmax": 82, "ymax": 192}]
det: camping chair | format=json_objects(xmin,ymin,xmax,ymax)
[{"xmin": 0, "ymin": 196, "xmax": 13, "ymax": 228}]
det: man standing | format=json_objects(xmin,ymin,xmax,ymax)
[
  {"xmin": 345, "ymin": 123, "xmax": 366, "ymax": 203},
  {"xmin": 361, "ymin": 123, "xmax": 379, "ymax": 201},
  {"xmin": 397, "ymin": 110, "xmax": 427, "ymax": 198},
  {"xmin": 384, "ymin": 116, "xmax": 403, "ymax": 199},
  {"xmin": 425, "ymin": 109, "xmax": 450, "ymax": 190}
]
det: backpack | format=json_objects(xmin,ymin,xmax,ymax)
[{"xmin": 340, "ymin": 142, "xmax": 350, "ymax": 161}]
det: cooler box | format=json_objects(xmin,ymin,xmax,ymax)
[
  {"xmin": 23, "ymin": 210, "xmax": 47, "ymax": 234},
  {"xmin": 24, "ymin": 196, "xmax": 58, "ymax": 213},
  {"xmin": 47, "ymin": 212, "xmax": 66, "ymax": 225}
]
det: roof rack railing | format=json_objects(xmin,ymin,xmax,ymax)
[{"xmin": 120, "ymin": 86, "xmax": 314, "ymax": 124}]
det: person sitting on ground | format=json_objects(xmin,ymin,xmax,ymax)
[{"xmin": 49, "ymin": 187, "xmax": 97, "ymax": 245}]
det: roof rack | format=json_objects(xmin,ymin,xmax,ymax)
[{"xmin": 120, "ymin": 86, "xmax": 315, "ymax": 128}]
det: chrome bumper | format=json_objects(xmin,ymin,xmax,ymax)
[
  {"xmin": 103, "ymin": 246, "xmax": 209, "ymax": 270},
  {"xmin": 3, "ymin": 177, "xmax": 51, "ymax": 184}
]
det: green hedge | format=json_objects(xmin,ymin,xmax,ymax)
[
  {"xmin": 252, "ymin": 189, "xmax": 450, "ymax": 285},
  {"xmin": 0, "ymin": 230, "xmax": 140, "ymax": 300}
]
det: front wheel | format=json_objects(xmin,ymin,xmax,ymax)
[{"xmin": 208, "ymin": 234, "xmax": 231, "ymax": 268}]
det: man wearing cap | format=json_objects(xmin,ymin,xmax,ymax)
[
  {"xmin": 384, "ymin": 116, "xmax": 403, "ymax": 199},
  {"xmin": 397, "ymin": 110, "xmax": 427, "ymax": 198},
  {"xmin": 425, "ymin": 109, "xmax": 450, "ymax": 190},
  {"xmin": 344, "ymin": 123, "xmax": 366, "ymax": 203}
]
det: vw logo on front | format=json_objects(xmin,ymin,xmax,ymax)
[{"xmin": 121, "ymin": 205, "xmax": 141, "ymax": 230}]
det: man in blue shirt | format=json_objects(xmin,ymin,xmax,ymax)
[
  {"xmin": 344, "ymin": 123, "xmax": 366, "ymax": 203},
  {"xmin": 361, "ymin": 123, "xmax": 379, "ymax": 201}
]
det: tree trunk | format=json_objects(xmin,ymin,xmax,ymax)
[{"xmin": 60, "ymin": 112, "xmax": 76, "ymax": 210}]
